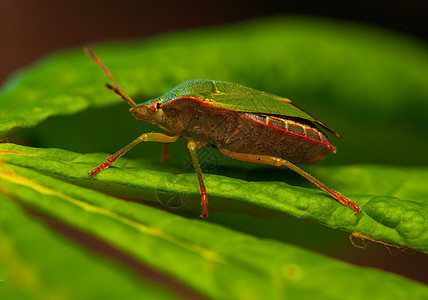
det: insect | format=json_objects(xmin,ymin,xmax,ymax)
[{"xmin": 84, "ymin": 47, "xmax": 360, "ymax": 218}]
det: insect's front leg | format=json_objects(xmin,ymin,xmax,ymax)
[
  {"xmin": 217, "ymin": 147, "xmax": 360, "ymax": 213},
  {"xmin": 187, "ymin": 140, "xmax": 209, "ymax": 219},
  {"xmin": 90, "ymin": 133, "xmax": 179, "ymax": 178}
]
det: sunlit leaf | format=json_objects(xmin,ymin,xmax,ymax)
[{"xmin": 0, "ymin": 161, "xmax": 426, "ymax": 299}]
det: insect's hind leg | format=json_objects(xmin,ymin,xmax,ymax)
[
  {"xmin": 90, "ymin": 133, "xmax": 179, "ymax": 178},
  {"xmin": 217, "ymin": 147, "xmax": 360, "ymax": 213}
]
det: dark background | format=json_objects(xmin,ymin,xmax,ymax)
[{"xmin": 0, "ymin": 0, "xmax": 427, "ymax": 85}]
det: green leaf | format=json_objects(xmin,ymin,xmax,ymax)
[
  {"xmin": 0, "ymin": 188, "xmax": 183, "ymax": 300},
  {"xmin": 1, "ymin": 142, "xmax": 428, "ymax": 254},
  {"xmin": 0, "ymin": 159, "xmax": 427, "ymax": 299}
]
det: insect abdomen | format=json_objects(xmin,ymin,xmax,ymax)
[
  {"xmin": 162, "ymin": 99, "xmax": 335, "ymax": 165},
  {"xmin": 206, "ymin": 111, "xmax": 335, "ymax": 165},
  {"xmin": 245, "ymin": 113, "xmax": 332, "ymax": 147}
]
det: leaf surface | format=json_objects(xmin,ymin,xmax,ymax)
[
  {"xmin": 0, "ymin": 189, "xmax": 183, "ymax": 300},
  {"xmin": 0, "ymin": 157, "xmax": 427, "ymax": 300},
  {"xmin": 1, "ymin": 143, "xmax": 427, "ymax": 254}
]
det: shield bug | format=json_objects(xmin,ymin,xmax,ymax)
[{"xmin": 84, "ymin": 47, "xmax": 360, "ymax": 218}]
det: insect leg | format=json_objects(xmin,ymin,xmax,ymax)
[
  {"xmin": 187, "ymin": 140, "xmax": 208, "ymax": 219},
  {"xmin": 90, "ymin": 133, "xmax": 179, "ymax": 178},
  {"xmin": 218, "ymin": 147, "xmax": 360, "ymax": 213},
  {"xmin": 161, "ymin": 144, "xmax": 170, "ymax": 163}
]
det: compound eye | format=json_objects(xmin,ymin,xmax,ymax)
[{"xmin": 150, "ymin": 102, "xmax": 157, "ymax": 112}]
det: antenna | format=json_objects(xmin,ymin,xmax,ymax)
[{"xmin": 84, "ymin": 46, "xmax": 137, "ymax": 109}]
